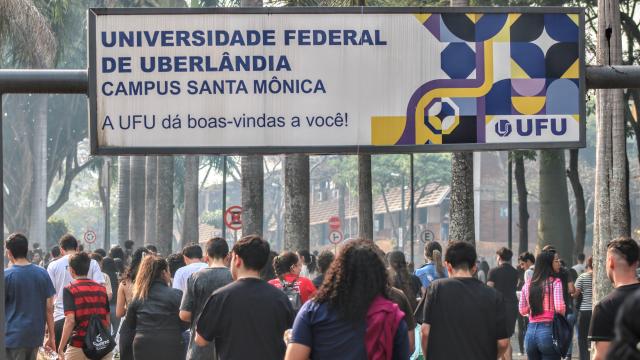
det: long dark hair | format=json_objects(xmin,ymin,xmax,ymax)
[
  {"xmin": 425, "ymin": 242, "xmax": 445, "ymax": 277},
  {"xmin": 529, "ymin": 250, "xmax": 556, "ymax": 316},
  {"xmin": 388, "ymin": 251, "xmax": 418, "ymax": 310},
  {"xmin": 123, "ymin": 247, "xmax": 150, "ymax": 282},
  {"xmin": 315, "ymin": 239, "xmax": 389, "ymax": 323},
  {"xmin": 273, "ymin": 251, "xmax": 299, "ymax": 279}
]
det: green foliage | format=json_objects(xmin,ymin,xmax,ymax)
[
  {"xmin": 200, "ymin": 209, "xmax": 223, "ymax": 227},
  {"xmin": 47, "ymin": 217, "xmax": 69, "ymax": 247}
]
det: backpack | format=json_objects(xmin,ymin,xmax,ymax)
[
  {"xmin": 83, "ymin": 314, "xmax": 116, "ymax": 360},
  {"xmin": 280, "ymin": 276, "xmax": 302, "ymax": 312}
]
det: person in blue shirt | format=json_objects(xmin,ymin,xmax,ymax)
[
  {"xmin": 5, "ymin": 233, "xmax": 56, "ymax": 360},
  {"xmin": 415, "ymin": 241, "xmax": 448, "ymax": 294}
]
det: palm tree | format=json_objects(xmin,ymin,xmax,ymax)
[
  {"xmin": 156, "ymin": 156, "xmax": 175, "ymax": 256},
  {"xmin": 144, "ymin": 156, "xmax": 158, "ymax": 246},
  {"xmin": 129, "ymin": 156, "xmax": 146, "ymax": 247},
  {"xmin": 182, "ymin": 155, "xmax": 199, "ymax": 247},
  {"xmin": 284, "ymin": 154, "xmax": 309, "ymax": 251},
  {"xmin": 117, "ymin": 156, "xmax": 131, "ymax": 246},
  {"xmin": 449, "ymin": 152, "xmax": 475, "ymax": 245}
]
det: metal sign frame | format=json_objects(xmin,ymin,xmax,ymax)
[{"xmin": 88, "ymin": 6, "xmax": 586, "ymax": 155}]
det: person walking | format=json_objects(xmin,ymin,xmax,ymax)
[
  {"xmin": 268, "ymin": 251, "xmax": 317, "ymax": 306},
  {"xmin": 172, "ymin": 244, "xmax": 207, "ymax": 293},
  {"xmin": 123, "ymin": 255, "xmax": 186, "ymax": 359},
  {"xmin": 574, "ymin": 256, "xmax": 593, "ymax": 360},
  {"xmin": 606, "ymin": 287, "xmax": 640, "ymax": 360},
  {"xmin": 195, "ymin": 236, "xmax": 295, "ymax": 360},
  {"xmin": 519, "ymin": 250, "xmax": 566, "ymax": 360},
  {"xmin": 5, "ymin": 233, "xmax": 56, "ymax": 360},
  {"xmin": 311, "ymin": 250, "xmax": 334, "ymax": 288},
  {"xmin": 419, "ymin": 241, "xmax": 509, "ymax": 360},
  {"xmin": 115, "ymin": 247, "xmax": 150, "ymax": 360},
  {"xmin": 388, "ymin": 250, "xmax": 422, "ymax": 310},
  {"xmin": 415, "ymin": 241, "xmax": 448, "ymax": 294},
  {"xmin": 47, "ymin": 235, "xmax": 105, "ymax": 348},
  {"xmin": 517, "ymin": 251, "xmax": 536, "ymax": 356},
  {"xmin": 488, "ymin": 247, "xmax": 520, "ymax": 360},
  {"xmin": 179, "ymin": 237, "xmax": 233, "ymax": 360},
  {"xmin": 284, "ymin": 239, "xmax": 409, "ymax": 360},
  {"xmin": 572, "ymin": 254, "xmax": 586, "ymax": 276},
  {"xmin": 57, "ymin": 252, "xmax": 112, "ymax": 360},
  {"xmin": 589, "ymin": 237, "xmax": 640, "ymax": 360}
]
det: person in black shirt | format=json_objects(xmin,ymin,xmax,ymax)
[
  {"xmin": 419, "ymin": 241, "xmax": 509, "ymax": 360},
  {"xmin": 487, "ymin": 247, "xmax": 519, "ymax": 360},
  {"xmin": 606, "ymin": 288, "xmax": 640, "ymax": 360},
  {"xmin": 312, "ymin": 250, "xmax": 334, "ymax": 289},
  {"xmin": 195, "ymin": 235, "xmax": 294, "ymax": 360},
  {"xmin": 589, "ymin": 237, "xmax": 640, "ymax": 360}
]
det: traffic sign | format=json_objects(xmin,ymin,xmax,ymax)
[
  {"xmin": 84, "ymin": 230, "xmax": 97, "ymax": 244},
  {"xmin": 421, "ymin": 230, "xmax": 435, "ymax": 243},
  {"xmin": 329, "ymin": 230, "xmax": 344, "ymax": 245},
  {"xmin": 224, "ymin": 206, "xmax": 243, "ymax": 231},
  {"xmin": 328, "ymin": 216, "xmax": 341, "ymax": 231}
]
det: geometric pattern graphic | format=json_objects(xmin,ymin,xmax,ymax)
[{"xmin": 371, "ymin": 12, "xmax": 580, "ymax": 145}]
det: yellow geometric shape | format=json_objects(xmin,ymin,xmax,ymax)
[
  {"xmin": 568, "ymin": 14, "xmax": 579, "ymax": 26},
  {"xmin": 466, "ymin": 13, "xmax": 481, "ymax": 24},
  {"xmin": 428, "ymin": 116, "xmax": 442, "ymax": 131},
  {"xmin": 442, "ymin": 115, "xmax": 460, "ymax": 135},
  {"xmin": 508, "ymin": 13, "xmax": 521, "ymax": 26},
  {"xmin": 414, "ymin": 40, "xmax": 495, "ymax": 145},
  {"xmin": 561, "ymin": 59, "xmax": 579, "ymax": 79},
  {"xmin": 371, "ymin": 116, "xmax": 408, "ymax": 145},
  {"xmin": 493, "ymin": 21, "xmax": 511, "ymax": 42},
  {"xmin": 511, "ymin": 59, "xmax": 530, "ymax": 79},
  {"xmin": 512, "ymin": 96, "xmax": 546, "ymax": 115},
  {"xmin": 414, "ymin": 13, "xmax": 431, "ymax": 24},
  {"xmin": 485, "ymin": 115, "xmax": 494, "ymax": 125}
]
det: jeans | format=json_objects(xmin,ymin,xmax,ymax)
[
  {"xmin": 565, "ymin": 310, "xmax": 576, "ymax": 358},
  {"xmin": 525, "ymin": 322, "xmax": 561, "ymax": 360},
  {"xmin": 577, "ymin": 310, "xmax": 592, "ymax": 360}
]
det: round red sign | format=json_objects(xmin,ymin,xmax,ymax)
[{"xmin": 224, "ymin": 206, "xmax": 243, "ymax": 231}]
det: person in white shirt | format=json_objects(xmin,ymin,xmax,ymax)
[
  {"xmin": 172, "ymin": 243, "xmax": 207, "ymax": 293},
  {"xmin": 572, "ymin": 253, "xmax": 586, "ymax": 275},
  {"xmin": 47, "ymin": 234, "xmax": 105, "ymax": 349}
]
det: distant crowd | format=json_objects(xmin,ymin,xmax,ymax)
[{"xmin": 4, "ymin": 232, "xmax": 640, "ymax": 360}]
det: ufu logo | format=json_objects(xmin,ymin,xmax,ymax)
[{"xmin": 495, "ymin": 117, "xmax": 568, "ymax": 137}]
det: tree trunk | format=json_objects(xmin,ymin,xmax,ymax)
[
  {"xmin": 29, "ymin": 95, "xmax": 47, "ymax": 247},
  {"xmin": 156, "ymin": 156, "xmax": 174, "ymax": 256},
  {"xmin": 566, "ymin": 149, "xmax": 586, "ymax": 259},
  {"xmin": 449, "ymin": 152, "xmax": 475, "ymax": 245},
  {"xmin": 117, "ymin": 156, "xmax": 131, "ymax": 247},
  {"xmin": 182, "ymin": 156, "xmax": 200, "ymax": 247},
  {"xmin": 514, "ymin": 154, "xmax": 529, "ymax": 255},
  {"xmin": 129, "ymin": 156, "xmax": 146, "ymax": 248},
  {"xmin": 284, "ymin": 154, "xmax": 309, "ymax": 251},
  {"xmin": 538, "ymin": 150, "xmax": 574, "ymax": 261},
  {"xmin": 241, "ymin": 155, "xmax": 263, "ymax": 237},
  {"xmin": 144, "ymin": 156, "xmax": 158, "ymax": 246},
  {"xmin": 358, "ymin": 154, "xmax": 374, "ymax": 241},
  {"xmin": 593, "ymin": 0, "xmax": 629, "ymax": 305},
  {"xmin": 338, "ymin": 183, "xmax": 346, "ymax": 230}
]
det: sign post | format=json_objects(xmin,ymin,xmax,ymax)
[
  {"xmin": 329, "ymin": 230, "xmax": 344, "ymax": 254},
  {"xmin": 421, "ymin": 229, "xmax": 435, "ymax": 243},
  {"xmin": 84, "ymin": 229, "xmax": 97, "ymax": 251},
  {"xmin": 224, "ymin": 206, "xmax": 243, "ymax": 242}
]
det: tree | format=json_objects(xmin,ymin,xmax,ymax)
[
  {"xmin": 567, "ymin": 149, "xmax": 586, "ymax": 257},
  {"xmin": 284, "ymin": 154, "xmax": 309, "ymax": 251},
  {"xmin": 449, "ymin": 153, "xmax": 475, "ymax": 245},
  {"xmin": 129, "ymin": 156, "xmax": 146, "ymax": 247},
  {"xmin": 117, "ymin": 156, "xmax": 130, "ymax": 246},
  {"xmin": 241, "ymin": 155, "xmax": 264, "ymax": 236},
  {"xmin": 144, "ymin": 156, "xmax": 158, "ymax": 246},
  {"xmin": 538, "ymin": 150, "xmax": 574, "ymax": 260},
  {"xmin": 156, "ymin": 156, "xmax": 174, "ymax": 256},
  {"xmin": 358, "ymin": 154, "xmax": 374, "ymax": 240},
  {"xmin": 512, "ymin": 151, "xmax": 535, "ymax": 255},
  {"xmin": 592, "ymin": 0, "xmax": 630, "ymax": 304},
  {"xmin": 182, "ymin": 155, "xmax": 199, "ymax": 247}
]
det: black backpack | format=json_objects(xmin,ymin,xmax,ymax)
[
  {"xmin": 280, "ymin": 276, "xmax": 302, "ymax": 312},
  {"xmin": 83, "ymin": 314, "xmax": 116, "ymax": 360}
]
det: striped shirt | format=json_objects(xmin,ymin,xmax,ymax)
[
  {"xmin": 575, "ymin": 272, "xmax": 593, "ymax": 311},
  {"xmin": 519, "ymin": 277, "xmax": 565, "ymax": 323},
  {"xmin": 63, "ymin": 279, "xmax": 110, "ymax": 348}
]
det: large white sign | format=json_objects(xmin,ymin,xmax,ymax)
[{"xmin": 89, "ymin": 8, "xmax": 584, "ymax": 154}]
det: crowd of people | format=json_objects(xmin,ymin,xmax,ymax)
[{"xmin": 4, "ymin": 231, "xmax": 640, "ymax": 360}]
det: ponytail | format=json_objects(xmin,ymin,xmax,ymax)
[{"xmin": 433, "ymin": 249, "xmax": 444, "ymax": 277}]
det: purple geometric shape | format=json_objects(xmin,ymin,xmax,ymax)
[
  {"xmin": 477, "ymin": 96, "xmax": 486, "ymax": 142},
  {"xmin": 512, "ymin": 79, "xmax": 546, "ymax": 96},
  {"xmin": 424, "ymin": 14, "xmax": 440, "ymax": 40}
]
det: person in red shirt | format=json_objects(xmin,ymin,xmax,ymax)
[{"xmin": 268, "ymin": 251, "xmax": 316, "ymax": 304}]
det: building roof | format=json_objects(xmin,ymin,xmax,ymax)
[{"xmin": 310, "ymin": 183, "xmax": 450, "ymax": 225}]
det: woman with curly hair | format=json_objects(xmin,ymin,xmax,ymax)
[
  {"xmin": 268, "ymin": 251, "xmax": 317, "ymax": 308},
  {"xmin": 285, "ymin": 239, "xmax": 409, "ymax": 360}
]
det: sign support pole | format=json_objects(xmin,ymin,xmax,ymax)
[
  {"xmin": 222, "ymin": 155, "xmax": 227, "ymax": 240},
  {"xmin": 410, "ymin": 154, "xmax": 415, "ymax": 266},
  {"xmin": 508, "ymin": 155, "xmax": 513, "ymax": 250}
]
